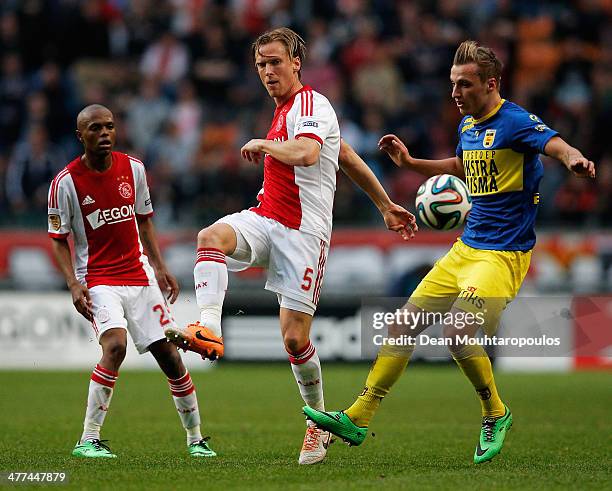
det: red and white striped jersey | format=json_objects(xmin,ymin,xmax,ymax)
[
  {"xmin": 250, "ymin": 85, "xmax": 340, "ymax": 242},
  {"xmin": 47, "ymin": 152, "xmax": 156, "ymax": 288}
]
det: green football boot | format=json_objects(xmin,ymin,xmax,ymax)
[
  {"xmin": 72, "ymin": 439, "xmax": 117, "ymax": 458},
  {"xmin": 474, "ymin": 405, "xmax": 513, "ymax": 464},
  {"xmin": 303, "ymin": 407, "xmax": 367, "ymax": 446},
  {"xmin": 188, "ymin": 437, "xmax": 217, "ymax": 457}
]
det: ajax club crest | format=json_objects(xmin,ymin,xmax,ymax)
[
  {"xmin": 118, "ymin": 182, "xmax": 133, "ymax": 199},
  {"xmin": 275, "ymin": 113, "xmax": 285, "ymax": 132},
  {"xmin": 483, "ymin": 129, "xmax": 496, "ymax": 148}
]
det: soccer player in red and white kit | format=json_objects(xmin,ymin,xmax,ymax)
[
  {"xmin": 165, "ymin": 28, "xmax": 417, "ymax": 465},
  {"xmin": 48, "ymin": 104, "xmax": 216, "ymax": 459}
]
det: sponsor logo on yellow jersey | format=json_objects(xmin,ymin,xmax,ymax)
[{"xmin": 462, "ymin": 149, "xmax": 524, "ymax": 196}]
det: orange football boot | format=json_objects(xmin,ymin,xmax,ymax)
[{"xmin": 165, "ymin": 322, "xmax": 224, "ymax": 360}]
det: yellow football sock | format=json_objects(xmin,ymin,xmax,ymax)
[
  {"xmin": 345, "ymin": 344, "xmax": 413, "ymax": 427},
  {"xmin": 452, "ymin": 344, "xmax": 505, "ymax": 417}
]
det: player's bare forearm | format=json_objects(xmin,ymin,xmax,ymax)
[
  {"xmin": 340, "ymin": 141, "xmax": 417, "ymax": 239},
  {"xmin": 137, "ymin": 217, "xmax": 166, "ymax": 270},
  {"xmin": 50, "ymin": 238, "xmax": 79, "ymax": 288},
  {"xmin": 137, "ymin": 216, "xmax": 179, "ymax": 303},
  {"xmin": 242, "ymin": 138, "xmax": 320, "ymax": 166},
  {"xmin": 544, "ymin": 136, "xmax": 596, "ymax": 178},
  {"xmin": 339, "ymin": 140, "xmax": 393, "ymax": 212},
  {"xmin": 544, "ymin": 136, "xmax": 582, "ymax": 165},
  {"xmin": 51, "ymin": 237, "xmax": 93, "ymax": 320},
  {"xmin": 377, "ymin": 134, "xmax": 464, "ymax": 178},
  {"xmin": 263, "ymin": 138, "xmax": 320, "ymax": 166},
  {"xmin": 408, "ymin": 156, "xmax": 465, "ymax": 179}
]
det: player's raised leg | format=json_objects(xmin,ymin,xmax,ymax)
[
  {"xmin": 444, "ymin": 305, "xmax": 511, "ymax": 464},
  {"xmin": 72, "ymin": 328, "xmax": 126, "ymax": 458},
  {"xmin": 166, "ymin": 223, "xmax": 235, "ymax": 359},
  {"xmin": 304, "ymin": 302, "xmax": 427, "ymax": 446},
  {"xmin": 280, "ymin": 307, "xmax": 331, "ymax": 464},
  {"xmin": 149, "ymin": 339, "xmax": 216, "ymax": 457}
]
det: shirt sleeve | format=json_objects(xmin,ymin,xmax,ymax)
[
  {"xmin": 455, "ymin": 139, "xmax": 463, "ymax": 158},
  {"xmin": 456, "ymin": 118, "xmax": 467, "ymax": 157},
  {"xmin": 292, "ymin": 91, "xmax": 336, "ymax": 148},
  {"xmin": 47, "ymin": 172, "xmax": 72, "ymax": 239},
  {"xmin": 511, "ymin": 111, "xmax": 559, "ymax": 154},
  {"xmin": 130, "ymin": 159, "xmax": 154, "ymax": 217}
]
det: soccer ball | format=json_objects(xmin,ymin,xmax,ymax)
[{"xmin": 415, "ymin": 174, "xmax": 472, "ymax": 230}]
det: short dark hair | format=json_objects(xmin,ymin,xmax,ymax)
[{"xmin": 453, "ymin": 40, "xmax": 503, "ymax": 86}]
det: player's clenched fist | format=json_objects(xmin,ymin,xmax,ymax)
[{"xmin": 241, "ymin": 139, "xmax": 266, "ymax": 164}]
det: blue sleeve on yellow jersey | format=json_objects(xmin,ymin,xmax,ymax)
[
  {"xmin": 510, "ymin": 110, "xmax": 558, "ymax": 154},
  {"xmin": 455, "ymin": 115, "xmax": 469, "ymax": 157}
]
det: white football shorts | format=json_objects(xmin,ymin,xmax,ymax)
[
  {"xmin": 89, "ymin": 284, "xmax": 176, "ymax": 353},
  {"xmin": 217, "ymin": 209, "xmax": 329, "ymax": 315}
]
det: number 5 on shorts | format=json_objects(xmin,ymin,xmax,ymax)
[{"xmin": 301, "ymin": 267, "xmax": 314, "ymax": 291}]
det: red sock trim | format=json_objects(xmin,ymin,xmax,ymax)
[
  {"xmin": 95, "ymin": 364, "xmax": 118, "ymax": 377},
  {"xmin": 91, "ymin": 364, "xmax": 118, "ymax": 388},
  {"xmin": 197, "ymin": 247, "xmax": 224, "ymax": 254},
  {"xmin": 287, "ymin": 340, "xmax": 312, "ymax": 357},
  {"xmin": 196, "ymin": 248, "xmax": 226, "ymax": 265},
  {"xmin": 287, "ymin": 341, "xmax": 316, "ymax": 365},
  {"xmin": 168, "ymin": 371, "xmax": 195, "ymax": 397},
  {"xmin": 168, "ymin": 371, "xmax": 190, "ymax": 386}
]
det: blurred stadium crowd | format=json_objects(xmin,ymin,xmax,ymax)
[{"xmin": 0, "ymin": 0, "xmax": 610, "ymax": 229}]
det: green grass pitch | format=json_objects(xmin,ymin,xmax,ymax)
[{"xmin": 1, "ymin": 364, "xmax": 610, "ymax": 490}]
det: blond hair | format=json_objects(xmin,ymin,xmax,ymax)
[
  {"xmin": 453, "ymin": 40, "xmax": 503, "ymax": 86},
  {"xmin": 252, "ymin": 27, "xmax": 306, "ymax": 76}
]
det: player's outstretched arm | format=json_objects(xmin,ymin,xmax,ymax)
[
  {"xmin": 241, "ymin": 137, "xmax": 320, "ymax": 166},
  {"xmin": 50, "ymin": 237, "xmax": 93, "ymax": 321},
  {"xmin": 544, "ymin": 136, "xmax": 596, "ymax": 178},
  {"xmin": 378, "ymin": 134, "xmax": 464, "ymax": 179},
  {"xmin": 339, "ymin": 140, "xmax": 417, "ymax": 240},
  {"xmin": 137, "ymin": 216, "xmax": 179, "ymax": 303}
]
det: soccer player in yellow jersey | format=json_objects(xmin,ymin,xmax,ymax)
[{"xmin": 304, "ymin": 40, "xmax": 595, "ymax": 463}]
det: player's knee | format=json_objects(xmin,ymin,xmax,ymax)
[
  {"xmin": 442, "ymin": 323, "xmax": 461, "ymax": 340},
  {"xmin": 283, "ymin": 333, "xmax": 309, "ymax": 354},
  {"xmin": 104, "ymin": 340, "xmax": 127, "ymax": 364},
  {"xmin": 197, "ymin": 227, "xmax": 216, "ymax": 247},
  {"xmin": 197, "ymin": 225, "xmax": 230, "ymax": 251},
  {"xmin": 442, "ymin": 323, "xmax": 465, "ymax": 356},
  {"xmin": 197, "ymin": 225, "xmax": 226, "ymax": 247}
]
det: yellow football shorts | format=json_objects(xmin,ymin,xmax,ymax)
[{"xmin": 409, "ymin": 238, "xmax": 531, "ymax": 335}]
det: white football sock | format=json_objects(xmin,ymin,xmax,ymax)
[
  {"xmin": 168, "ymin": 371, "xmax": 203, "ymax": 445},
  {"xmin": 81, "ymin": 364, "xmax": 117, "ymax": 443},
  {"xmin": 288, "ymin": 341, "xmax": 325, "ymax": 412},
  {"xmin": 194, "ymin": 248, "xmax": 228, "ymax": 338}
]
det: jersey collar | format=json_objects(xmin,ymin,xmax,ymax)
[
  {"xmin": 473, "ymin": 98, "xmax": 505, "ymax": 124},
  {"xmin": 78, "ymin": 152, "xmax": 115, "ymax": 174},
  {"xmin": 274, "ymin": 85, "xmax": 311, "ymax": 116}
]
